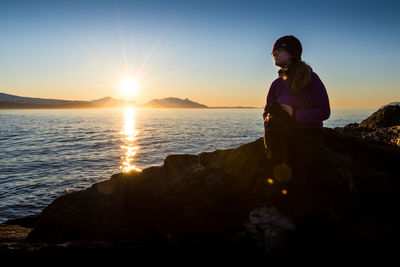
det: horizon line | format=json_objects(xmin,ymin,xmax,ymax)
[{"xmin": 0, "ymin": 91, "xmax": 387, "ymax": 109}]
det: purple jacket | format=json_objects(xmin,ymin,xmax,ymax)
[{"xmin": 262, "ymin": 71, "xmax": 331, "ymax": 129}]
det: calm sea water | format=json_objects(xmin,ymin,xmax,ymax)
[{"xmin": 0, "ymin": 107, "xmax": 376, "ymax": 222}]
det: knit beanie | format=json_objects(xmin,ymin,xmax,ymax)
[{"xmin": 272, "ymin": 35, "xmax": 302, "ymax": 62}]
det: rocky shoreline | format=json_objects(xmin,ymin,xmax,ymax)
[{"xmin": 1, "ymin": 104, "xmax": 399, "ymax": 264}]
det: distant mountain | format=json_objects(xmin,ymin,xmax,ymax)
[
  {"xmin": 90, "ymin": 96, "xmax": 135, "ymax": 108},
  {"xmin": 0, "ymin": 93, "xmax": 207, "ymax": 109},
  {"xmin": 0, "ymin": 92, "xmax": 259, "ymax": 109},
  {"xmin": 142, "ymin": 97, "xmax": 208, "ymax": 108},
  {"xmin": 0, "ymin": 93, "xmax": 136, "ymax": 109},
  {"xmin": 0, "ymin": 92, "xmax": 95, "ymax": 108}
]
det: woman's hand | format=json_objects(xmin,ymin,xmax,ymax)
[{"xmin": 281, "ymin": 104, "xmax": 294, "ymax": 117}]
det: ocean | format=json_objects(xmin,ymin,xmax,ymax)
[{"xmin": 0, "ymin": 107, "xmax": 376, "ymax": 222}]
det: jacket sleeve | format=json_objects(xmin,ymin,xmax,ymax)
[
  {"xmin": 262, "ymin": 81, "xmax": 277, "ymax": 121},
  {"xmin": 294, "ymin": 73, "xmax": 331, "ymax": 123}
]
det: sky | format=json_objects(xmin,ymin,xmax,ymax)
[{"xmin": 0, "ymin": 0, "xmax": 399, "ymax": 108}]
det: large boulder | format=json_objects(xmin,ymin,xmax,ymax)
[
  {"xmin": 337, "ymin": 104, "xmax": 400, "ymax": 147},
  {"xmin": 359, "ymin": 104, "xmax": 400, "ymax": 128}
]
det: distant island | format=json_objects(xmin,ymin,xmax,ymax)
[{"xmin": 0, "ymin": 92, "xmax": 259, "ymax": 109}]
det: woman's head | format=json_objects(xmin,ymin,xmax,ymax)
[
  {"xmin": 270, "ymin": 35, "xmax": 312, "ymax": 94},
  {"xmin": 270, "ymin": 35, "xmax": 302, "ymax": 68}
]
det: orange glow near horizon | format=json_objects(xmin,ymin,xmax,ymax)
[{"xmin": 120, "ymin": 106, "xmax": 142, "ymax": 173}]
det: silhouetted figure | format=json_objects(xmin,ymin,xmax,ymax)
[{"xmin": 263, "ymin": 35, "xmax": 331, "ymax": 225}]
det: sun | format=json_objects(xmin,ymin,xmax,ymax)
[{"xmin": 121, "ymin": 78, "xmax": 139, "ymax": 99}]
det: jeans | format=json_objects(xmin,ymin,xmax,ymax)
[
  {"xmin": 264, "ymin": 126, "xmax": 325, "ymax": 223},
  {"xmin": 289, "ymin": 128, "xmax": 324, "ymax": 189}
]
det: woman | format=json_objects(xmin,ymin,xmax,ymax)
[{"xmin": 263, "ymin": 35, "xmax": 331, "ymax": 224}]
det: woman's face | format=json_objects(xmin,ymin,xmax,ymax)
[{"xmin": 271, "ymin": 48, "xmax": 293, "ymax": 68}]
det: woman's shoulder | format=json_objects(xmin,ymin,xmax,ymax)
[
  {"xmin": 311, "ymin": 71, "xmax": 324, "ymax": 82},
  {"xmin": 270, "ymin": 76, "xmax": 284, "ymax": 89},
  {"xmin": 272, "ymin": 76, "xmax": 282, "ymax": 84},
  {"xmin": 308, "ymin": 71, "xmax": 327, "ymax": 92}
]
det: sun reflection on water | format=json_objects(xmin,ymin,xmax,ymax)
[{"xmin": 120, "ymin": 106, "xmax": 142, "ymax": 173}]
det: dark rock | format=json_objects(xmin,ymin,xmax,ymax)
[
  {"xmin": 335, "ymin": 104, "xmax": 400, "ymax": 147},
  {"xmin": 2, "ymin": 103, "xmax": 400, "ymax": 263},
  {"xmin": 3, "ymin": 214, "xmax": 40, "ymax": 228},
  {"xmin": 359, "ymin": 104, "xmax": 400, "ymax": 128}
]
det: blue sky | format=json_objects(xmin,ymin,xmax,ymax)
[{"xmin": 0, "ymin": 0, "xmax": 399, "ymax": 108}]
